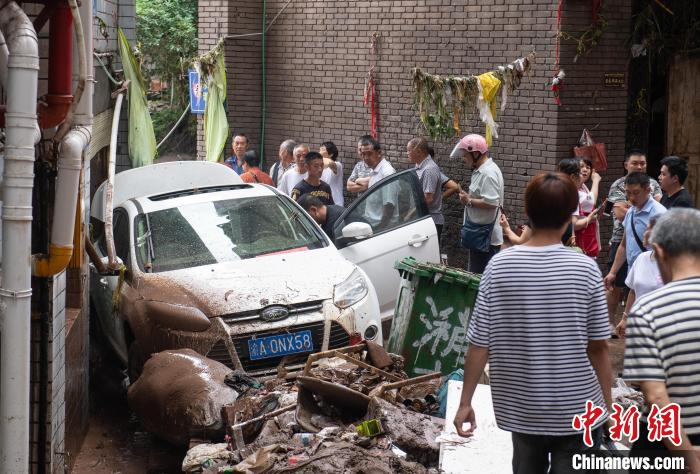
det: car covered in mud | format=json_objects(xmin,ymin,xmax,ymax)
[{"xmin": 89, "ymin": 161, "xmax": 438, "ymax": 378}]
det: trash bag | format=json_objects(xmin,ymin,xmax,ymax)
[
  {"xmin": 127, "ymin": 349, "xmax": 238, "ymax": 446},
  {"xmin": 436, "ymin": 369, "xmax": 463, "ymax": 418},
  {"xmin": 117, "ymin": 28, "xmax": 157, "ymax": 168}
]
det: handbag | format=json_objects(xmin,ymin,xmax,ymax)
[
  {"xmin": 460, "ymin": 206, "xmax": 500, "ymax": 253},
  {"xmin": 573, "ymin": 129, "xmax": 608, "ymax": 171}
]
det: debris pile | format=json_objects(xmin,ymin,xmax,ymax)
[{"xmin": 179, "ymin": 342, "xmax": 445, "ymax": 473}]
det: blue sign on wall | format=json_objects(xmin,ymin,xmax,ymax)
[{"xmin": 189, "ymin": 69, "xmax": 207, "ymax": 114}]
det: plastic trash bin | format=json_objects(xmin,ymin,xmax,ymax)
[{"xmin": 387, "ymin": 257, "xmax": 480, "ymax": 377}]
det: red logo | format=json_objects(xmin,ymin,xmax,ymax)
[
  {"xmin": 572, "ymin": 400, "xmax": 605, "ymax": 447},
  {"xmin": 608, "ymin": 403, "xmax": 641, "ymax": 443},
  {"xmin": 647, "ymin": 403, "xmax": 681, "ymax": 446}
]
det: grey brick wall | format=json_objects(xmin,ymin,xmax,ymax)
[{"xmin": 199, "ymin": 0, "xmax": 631, "ymax": 266}]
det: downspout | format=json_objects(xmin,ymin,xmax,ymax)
[
  {"xmin": 32, "ymin": 0, "xmax": 91, "ymax": 276},
  {"xmin": 37, "ymin": 3, "xmax": 73, "ymax": 129},
  {"xmin": 104, "ymin": 87, "xmax": 126, "ymax": 270},
  {"xmin": 0, "ymin": 2, "xmax": 39, "ymax": 473},
  {"xmin": 259, "ymin": 0, "xmax": 267, "ymax": 166},
  {"xmin": 0, "ymin": 29, "xmax": 8, "ymax": 88}
]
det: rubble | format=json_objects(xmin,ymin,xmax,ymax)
[{"xmin": 179, "ymin": 342, "xmax": 446, "ymax": 473}]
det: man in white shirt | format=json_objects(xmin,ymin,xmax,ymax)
[
  {"xmin": 269, "ymin": 139, "xmax": 296, "ymax": 186},
  {"xmin": 277, "ymin": 144, "xmax": 309, "ymax": 196},
  {"xmin": 358, "ymin": 136, "xmax": 396, "ymax": 229}
]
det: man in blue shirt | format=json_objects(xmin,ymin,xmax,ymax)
[
  {"xmin": 604, "ymin": 172, "xmax": 667, "ymax": 291},
  {"xmin": 223, "ymin": 134, "xmax": 248, "ymax": 174}
]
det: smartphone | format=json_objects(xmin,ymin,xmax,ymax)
[{"xmin": 602, "ymin": 199, "xmax": 614, "ymax": 216}]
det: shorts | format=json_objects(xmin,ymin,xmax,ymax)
[{"xmin": 608, "ymin": 241, "xmax": 628, "ymax": 288}]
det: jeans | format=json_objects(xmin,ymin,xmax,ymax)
[
  {"xmin": 511, "ymin": 427, "xmax": 604, "ymax": 474},
  {"xmin": 468, "ymin": 245, "xmax": 500, "ymax": 274}
]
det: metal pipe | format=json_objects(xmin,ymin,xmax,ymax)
[
  {"xmin": 0, "ymin": 2, "xmax": 39, "ymax": 471},
  {"xmin": 104, "ymin": 90, "xmax": 126, "ymax": 269},
  {"xmin": 38, "ymin": 3, "xmax": 73, "ymax": 129},
  {"xmin": 32, "ymin": 127, "xmax": 90, "ymax": 276},
  {"xmin": 156, "ymin": 104, "xmax": 190, "ymax": 150},
  {"xmin": 33, "ymin": 0, "xmax": 93, "ymax": 276},
  {"xmin": 0, "ymin": 29, "xmax": 8, "ymax": 88},
  {"xmin": 53, "ymin": 0, "xmax": 86, "ymax": 142}
]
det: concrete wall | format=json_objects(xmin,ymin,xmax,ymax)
[{"xmin": 198, "ymin": 0, "xmax": 632, "ymax": 265}]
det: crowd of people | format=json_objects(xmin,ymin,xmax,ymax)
[{"xmin": 223, "ymin": 131, "xmax": 699, "ymax": 472}]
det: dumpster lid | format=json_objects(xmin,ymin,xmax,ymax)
[{"xmin": 394, "ymin": 257, "xmax": 481, "ymax": 286}]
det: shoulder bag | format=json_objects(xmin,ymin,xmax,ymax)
[{"xmin": 460, "ymin": 205, "xmax": 500, "ymax": 253}]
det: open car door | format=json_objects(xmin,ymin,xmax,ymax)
[{"xmin": 335, "ymin": 169, "xmax": 440, "ymax": 324}]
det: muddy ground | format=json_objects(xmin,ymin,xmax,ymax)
[{"xmin": 71, "ymin": 336, "xmax": 185, "ymax": 473}]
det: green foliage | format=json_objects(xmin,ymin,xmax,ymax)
[{"xmin": 136, "ymin": 0, "xmax": 197, "ymax": 106}]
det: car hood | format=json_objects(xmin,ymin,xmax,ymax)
[{"xmin": 135, "ymin": 247, "xmax": 356, "ymax": 317}]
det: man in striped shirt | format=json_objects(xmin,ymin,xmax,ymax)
[
  {"xmin": 624, "ymin": 208, "xmax": 700, "ymax": 473},
  {"xmin": 454, "ymin": 172, "xmax": 613, "ymax": 473}
]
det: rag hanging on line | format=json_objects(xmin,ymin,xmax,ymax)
[
  {"xmin": 363, "ymin": 33, "xmax": 379, "ymax": 139},
  {"xmin": 476, "ymin": 72, "xmax": 501, "ymax": 146}
]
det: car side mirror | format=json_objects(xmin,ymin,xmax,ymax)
[{"xmin": 341, "ymin": 222, "xmax": 373, "ymax": 240}]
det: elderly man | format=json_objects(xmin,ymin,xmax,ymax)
[
  {"xmin": 624, "ymin": 208, "xmax": 700, "ymax": 473},
  {"xmin": 224, "ymin": 134, "xmax": 249, "ymax": 174},
  {"xmin": 407, "ymin": 137, "xmax": 444, "ymax": 240},
  {"xmin": 450, "ymin": 134, "xmax": 504, "ymax": 274},
  {"xmin": 356, "ymin": 135, "xmax": 396, "ymax": 229},
  {"xmin": 277, "ymin": 143, "xmax": 309, "ymax": 196},
  {"xmin": 269, "ymin": 139, "xmax": 296, "ymax": 186}
]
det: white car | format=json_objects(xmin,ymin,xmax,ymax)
[{"xmin": 89, "ymin": 161, "xmax": 438, "ymax": 377}]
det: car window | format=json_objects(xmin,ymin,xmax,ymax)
[
  {"xmin": 136, "ymin": 195, "xmax": 325, "ymax": 272},
  {"xmin": 335, "ymin": 171, "xmax": 429, "ymax": 240},
  {"xmin": 113, "ymin": 210, "xmax": 130, "ymax": 266}
]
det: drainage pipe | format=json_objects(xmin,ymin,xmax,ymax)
[
  {"xmin": 33, "ymin": 0, "xmax": 92, "ymax": 276},
  {"xmin": 54, "ymin": 0, "xmax": 86, "ymax": 143},
  {"xmin": 38, "ymin": 3, "xmax": 73, "ymax": 129},
  {"xmin": 32, "ymin": 127, "xmax": 90, "ymax": 276},
  {"xmin": 0, "ymin": 29, "xmax": 7, "ymax": 89},
  {"xmin": 0, "ymin": 2, "xmax": 39, "ymax": 472},
  {"xmin": 104, "ymin": 89, "xmax": 125, "ymax": 270}
]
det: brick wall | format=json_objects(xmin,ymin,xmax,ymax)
[
  {"xmin": 199, "ymin": 0, "xmax": 632, "ymax": 265},
  {"xmin": 197, "ymin": 0, "xmax": 233, "ymax": 159}
]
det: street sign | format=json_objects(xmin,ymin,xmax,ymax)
[{"xmin": 189, "ymin": 69, "xmax": 207, "ymax": 114}]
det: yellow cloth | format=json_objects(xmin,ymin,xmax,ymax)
[{"xmin": 477, "ymin": 72, "xmax": 502, "ymax": 146}]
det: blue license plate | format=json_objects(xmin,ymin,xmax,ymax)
[{"xmin": 247, "ymin": 330, "xmax": 314, "ymax": 360}]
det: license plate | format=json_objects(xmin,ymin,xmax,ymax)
[{"xmin": 247, "ymin": 330, "xmax": 313, "ymax": 360}]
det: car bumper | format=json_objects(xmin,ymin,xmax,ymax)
[{"xmin": 148, "ymin": 298, "xmax": 381, "ymax": 377}]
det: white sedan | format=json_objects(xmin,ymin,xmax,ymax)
[{"xmin": 89, "ymin": 161, "xmax": 438, "ymax": 378}]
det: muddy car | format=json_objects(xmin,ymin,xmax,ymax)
[{"xmin": 89, "ymin": 161, "xmax": 438, "ymax": 377}]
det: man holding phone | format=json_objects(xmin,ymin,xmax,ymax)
[{"xmin": 604, "ymin": 150, "xmax": 661, "ymax": 328}]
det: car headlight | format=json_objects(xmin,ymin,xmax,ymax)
[{"xmin": 333, "ymin": 269, "xmax": 369, "ymax": 309}]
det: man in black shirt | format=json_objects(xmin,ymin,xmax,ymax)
[
  {"xmin": 291, "ymin": 152, "xmax": 334, "ymax": 205},
  {"xmin": 297, "ymin": 194, "xmax": 344, "ymax": 242},
  {"xmin": 659, "ymin": 155, "xmax": 694, "ymax": 209}
]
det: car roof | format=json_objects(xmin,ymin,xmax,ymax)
[
  {"xmin": 132, "ymin": 183, "xmax": 280, "ymax": 214},
  {"xmin": 91, "ymin": 161, "xmax": 243, "ymax": 221}
]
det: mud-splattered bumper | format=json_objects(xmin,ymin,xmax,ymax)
[{"xmin": 152, "ymin": 300, "xmax": 375, "ymax": 376}]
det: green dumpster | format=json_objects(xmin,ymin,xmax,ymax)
[{"xmin": 387, "ymin": 257, "xmax": 481, "ymax": 377}]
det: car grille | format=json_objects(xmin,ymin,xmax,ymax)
[
  {"xmin": 221, "ymin": 300, "xmax": 326, "ymax": 323},
  {"xmin": 207, "ymin": 321, "xmax": 351, "ymax": 373}
]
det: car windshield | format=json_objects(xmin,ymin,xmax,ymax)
[{"xmin": 135, "ymin": 195, "xmax": 325, "ymax": 272}]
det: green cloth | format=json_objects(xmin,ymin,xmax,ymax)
[
  {"xmin": 203, "ymin": 50, "xmax": 228, "ymax": 163},
  {"xmin": 118, "ymin": 28, "xmax": 156, "ymax": 168}
]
